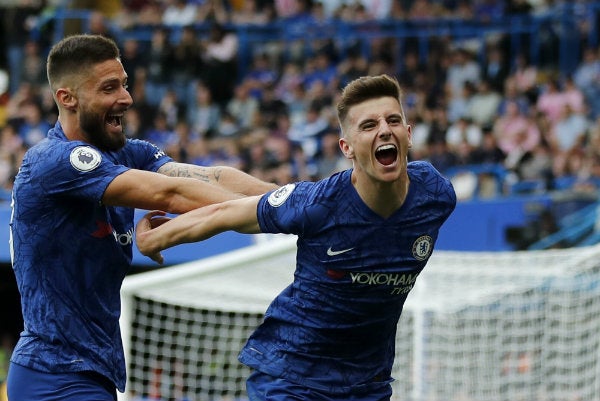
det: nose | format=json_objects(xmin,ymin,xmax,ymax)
[
  {"xmin": 119, "ymin": 86, "xmax": 133, "ymax": 107},
  {"xmin": 378, "ymin": 120, "xmax": 392, "ymax": 137}
]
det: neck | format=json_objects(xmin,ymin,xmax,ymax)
[
  {"xmin": 58, "ymin": 113, "xmax": 84, "ymax": 142},
  {"xmin": 351, "ymin": 171, "xmax": 410, "ymax": 218}
]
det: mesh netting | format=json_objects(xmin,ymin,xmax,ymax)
[{"xmin": 121, "ymin": 236, "xmax": 600, "ymax": 401}]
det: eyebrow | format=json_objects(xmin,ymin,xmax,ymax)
[
  {"xmin": 358, "ymin": 112, "xmax": 403, "ymax": 124},
  {"xmin": 98, "ymin": 76, "xmax": 128, "ymax": 87}
]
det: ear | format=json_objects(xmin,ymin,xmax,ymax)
[
  {"xmin": 339, "ymin": 137, "xmax": 354, "ymax": 159},
  {"xmin": 407, "ymin": 124, "xmax": 413, "ymax": 148},
  {"xmin": 56, "ymin": 88, "xmax": 78, "ymax": 111}
]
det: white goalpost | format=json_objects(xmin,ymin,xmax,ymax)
[{"xmin": 120, "ymin": 234, "xmax": 600, "ymax": 401}]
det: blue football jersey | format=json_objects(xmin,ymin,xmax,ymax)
[
  {"xmin": 9, "ymin": 122, "xmax": 172, "ymax": 392},
  {"xmin": 239, "ymin": 161, "xmax": 456, "ymax": 395}
]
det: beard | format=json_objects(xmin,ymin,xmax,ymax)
[{"xmin": 79, "ymin": 107, "xmax": 126, "ymax": 152}]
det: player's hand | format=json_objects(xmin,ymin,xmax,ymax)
[{"xmin": 136, "ymin": 210, "xmax": 171, "ymax": 265}]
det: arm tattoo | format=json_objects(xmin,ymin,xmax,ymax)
[{"xmin": 158, "ymin": 163, "xmax": 223, "ymax": 183}]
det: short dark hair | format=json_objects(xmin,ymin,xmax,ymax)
[
  {"xmin": 47, "ymin": 34, "xmax": 121, "ymax": 90},
  {"xmin": 336, "ymin": 74, "xmax": 405, "ymax": 126}
]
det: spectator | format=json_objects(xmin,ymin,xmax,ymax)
[
  {"xmin": 196, "ymin": 0, "xmax": 230, "ymax": 24},
  {"xmin": 447, "ymin": 80, "xmax": 476, "ymax": 123},
  {"xmin": 257, "ymin": 84, "xmax": 289, "ymax": 130},
  {"xmin": 562, "ymin": 75, "xmax": 585, "ymax": 115},
  {"xmin": 548, "ymin": 103, "xmax": 590, "ymax": 154},
  {"xmin": 473, "ymin": 0, "xmax": 505, "ymax": 22},
  {"xmin": 358, "ymin": 0, "xmax": 394, "ymax": 19},
  {"xmin": 445, "ymin": 116, "xmax": 483, "ymax": 164},
  {"xmin": 244, "ymin": 52, "xmax": 279, "ymax": 99},
  {"xmin": 162, "ymin": 0, "xmax": 198, "ymax": 26},
  {"xmin": 493, "ymin": 100, "xmax": 541, "ymax": 158},
  {"xmin": 0, "ymin": 123, "xmax": 26, "ymax": 191},
  {"xmin": 506, "ymin": 0, "xmax": 534, "ymax": 15},
  {"xmin": 215, "ymin": 110, "xmax": 241, "ymax": 138},
  {"xmin": 2, "ymin": 0, "xmax": 42, "ymax": 94},
  {"xmin": 87, "ymin": 10, "xmax": 118, "ymax": 41},
  {"xmin": 142, "ymin": 27, "xmax": 174, "ymax": 107},
  {"xmin": 112, "ymin": 0, "xmax": 162, "ymax": 29},
  {"xmin": 275, "ymin": 61, "xmax": 305, "ymax": 104},
  {"xmin": 211, "ymin": 136, "xmax": 245, "ymax": 170},
  {"xmin": 231, "ymin": 0, "xmax": 273, "ymax": 25},
  {"xmin": 468, "ymin": 125, "xmax": 507, "ymax": 165},
  {"xmin": 409, "ymin": 111, "xmax": 433, "ymax": 160},
  {"xmin": 303, "ymin": 52, "xmax": 338, "ymax": 94},
  {"xmin": 397, "ymin": 52, "xmax": 423, "ymax": 91},
  {"xmin": 16, "ymin": 101, "xmax": 50, "ymax": 148},
  {"xmin": 445, "ymin": 47, "xmax": 481, "ymax": 101},
  {"xmin": 428, "ymin": 106, "xmax": 451, "ymax": 145},
  {"xmin": 536, "ymin": 78, "xmax": 567, "ymax": 125},
  {"xmin": 511, "ymin": 52, "xmax": 538, "ymax": 103},
  {"xmin": 165, "ymin": 120, "xmax": 194, "ymax": 162},
  {"xmin": 187, "ymin": 82, "xmax": 221, "ymax": 138},
  {"xmin": 427, "ymin": 137, "xmax": 458, "ymax": 174},
  {"xmin": 482, "ymin": 45, "xmax": 510, "ymax": 93},
  {"xmin": 157, "ymin": 89, "xmax": 185, "ymax": 130},
  {"xmin": 407, "ymin": 0, "xmax": 441, "ymax": 20},
  {"xmin": 0, "ymin": 68, "xmax": 8, "ymax": 126},
  {"xmin": 287, "ymin": 102, "xmax": 329, "ymax": 162},
  {"xmin": 144, "ymin": 112, "xmax": 179, "ymax": 151},
  {"xmin": 0, "ymin": 123, "xmax": 24, "ymax": 156},
  {"xmin": 187, "ymin": 136, "xmax": 217, "ymax": 166},
  {"xmin": 465, "ymin": 79, "xmax": 502, "ymax": 127},
  {"xmin": 200, "ymin": 22, "xmax": 240, "ymax": 108},
  {"xmin": 336, "ymin": 53, "xmax": 369, "ymax": 89},
  {"xmin": 226, "ymin": 82, "xmax": 260, "ymax": 129},
  {"xmin": 170, "ymin": 26, "xmax": 202, "ymax": 105},
  {"xmin": 122, "ymin": 106, "xmax": 145, "ymax": 140},
  {"xmin": 303, "ymin": 78, "xmax": 333, "ymax": 112},
  {"xmin": 281, "ymin": 81, "xmax": 309, "ymax": 127},
  {"xmin": 498, "ymin": 76, "xmax": 531, "ymax": 116},
  {"xmin": 573, "ymin": 46, "xmax": 600, "ymax": 119},
  {"xmin": 19, "ymin": 40, "xmax": 46, "ymax": 89},
  {"xmin": 119, "ymin": 38, "xmax": 146, "ymax": 92},
  {"xmin": 268, "ymin": 111, "xmax": 292, "ymax": 141},
  {"xmin": 315, "ymin": 129, "xmax": 350, "ymax": 179}
]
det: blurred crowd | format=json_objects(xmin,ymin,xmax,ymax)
[{"xmin": 2, "ymin": 0, "xmax": 600, "ymax": 202}]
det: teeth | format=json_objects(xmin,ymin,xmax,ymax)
[
  {"xmin": 106, "ymin": 115, "xmax": 121, "ymax": 127},
  {"xmin": 376, "ymin": 144, "xmax": 396, "ymax": 152}
]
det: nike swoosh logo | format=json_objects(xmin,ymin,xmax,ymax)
[{"xmin": 327, "ymin": 246, "xmax": 355, "ymax": 256}]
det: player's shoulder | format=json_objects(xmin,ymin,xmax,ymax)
[
  {"xmin": 408, "ymin": 161, "xmax": 457, "ymax": 205},
  {"xmin": 22, "ymin": 137, "xmax": 87, "ymax": 170},
  {"xmin": 408, "ymin": 160, "xmax": 450, "ymax": 184},
  {"xmin": 122, "ymin": 137, "xmax": 170, "ymax": 162},
  {"xmin": 125, "ymin": 137, "xmax": 161, "ymax": 150},
  {"xmin": 265, "ymin": 170, "xmax": 350, "ymax": 208},
  {"xmin": 28, "ymin": 135, "xmax": 90, "ymax": 154},
  {"xmin": 309, "ymin": 169, "xmax": 351, "ymax": 199},
  {"xmin": 408, "ymin": 160, "xmax": 441, "ymax": 176}
]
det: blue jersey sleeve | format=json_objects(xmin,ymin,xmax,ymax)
[
  {"xmin": 119, "ymin": 138, "xmax": 173, "ymax": 172},
  {"xmin": 257, "ymin": 181, "xmax": 332, "ymax": 237},
  {"xmin": 20, "ymin": 141, "xmax": 129, "ymax": 202}
]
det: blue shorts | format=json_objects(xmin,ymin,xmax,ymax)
[
  {"xmin": 6, "ymin": 362, "xmax": 117, "ymax": 401},
  {"xmin": 245, "ymin": 370, "xmax": 392, "ymax": 401}
]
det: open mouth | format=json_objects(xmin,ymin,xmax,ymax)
[
  {"xmin": 375, "ymin": 144, "xmax": 398, "ymax": 166},
  {"xmin": 106, "ymin": 114, "xmax": 123, "ymax": 128}
]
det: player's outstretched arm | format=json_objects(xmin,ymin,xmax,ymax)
[
  {"xmin": 102, "ymin": 169, "xmax": 243, "ymax": 214},
  {"xmin": 157, "ymin": 162, "xmax": 279, "ymax": 195},
  {"xmin": 136, "ymin": 195, "xmax": 262, "ymax": 264}
]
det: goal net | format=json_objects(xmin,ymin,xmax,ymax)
[{"xmin": 120, "ymin": 234, "xmax": 600, "ymax": 401}]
